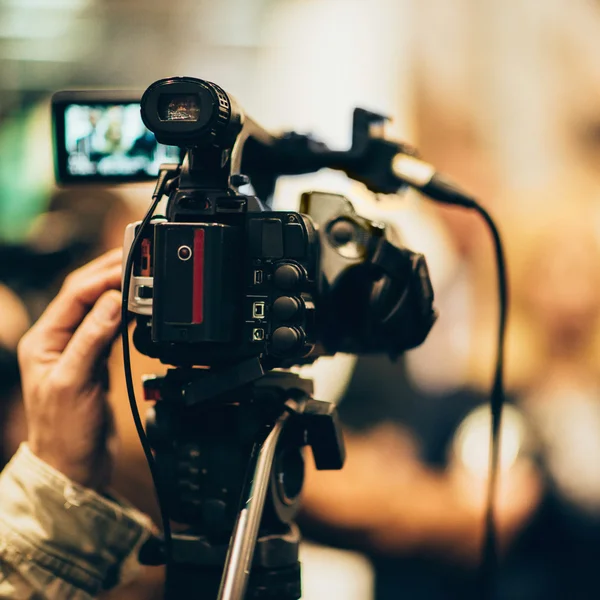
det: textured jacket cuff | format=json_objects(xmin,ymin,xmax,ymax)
[{"xmin": 0, "ymin": 443, "xmax": 154, "ymax": 597}]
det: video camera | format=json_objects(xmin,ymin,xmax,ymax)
[
  {"xmin": 123, "ymin": 77, "xmax": 436, "ymax": 369},
  {"xmin": 52, "ymin": 77, "xmax": 439, "ymax": 600}
]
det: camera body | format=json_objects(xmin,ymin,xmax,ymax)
[
  {"xmin": 122, "ymin": 76, "xmax": 436, "ymax": 370},
  {"xmin": 126, "ymin": 202, "xmax": 320, "ymax": 368},
  {"xmin": 126, "ymin": 190, "xmax": 435, "ymax": 369}
]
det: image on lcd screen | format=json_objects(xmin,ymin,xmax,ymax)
[{"xmin": 64, "ymin": 103, "xmax": 180, "ymax": 177}]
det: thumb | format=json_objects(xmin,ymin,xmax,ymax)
[{"xmin": 56, "ymin": 290, "xmax": 122, "ymax": 388}]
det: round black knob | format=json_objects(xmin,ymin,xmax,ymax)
[
  {"xmin": 272, "ymin": 296, "xmax": 300, "ymax": 321},
  {"xmin": 273, "ymin": 264, "xmax": 303, "ymax": 291},
  {"xmin": 271, "ymin": 327, "xmax": 302, "ymax": 353}
]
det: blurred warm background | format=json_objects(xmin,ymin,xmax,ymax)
[{"xmin": 3, "ymin": 1, "xmax": 600, "ymax": 599}]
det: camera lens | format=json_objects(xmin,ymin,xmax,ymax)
[{"xmin": 158, "ymin": 94, "xmax": 201, "ymax": 122}]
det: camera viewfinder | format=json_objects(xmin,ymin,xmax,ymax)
[{"xmin": 158, "ymin": 94, "xmax": 201, "ymax": 122}]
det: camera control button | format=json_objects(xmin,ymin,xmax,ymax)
[
  {"xmin": 271, "ymin": 327, "xmax": 301, "ymax": 353},
  {"xmin": 273, "ymin": 264, "xmax": 303, "ymax": 290},
  {"xmin": 272, "ymin": 296, "xmax": 300, "ymax": 321}
]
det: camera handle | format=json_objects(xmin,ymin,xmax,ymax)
[{"xmin": 139, "ymin": 365, "xmax": 345, "ymax": 600}]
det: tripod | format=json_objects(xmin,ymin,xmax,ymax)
[{"xmin": 139, "ymin": 358, "xmax": 345, "ymax": 600}]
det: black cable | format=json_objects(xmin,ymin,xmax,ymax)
[
  {"xmin": 420, "ymin": 174, "xmax": 508, "ymax": 599},
  {"xmin": 121, "ymin": 168, "xmax": 175, "ymax": 564},
  {"xmin": 470, "ymin": 203, "xmax": 508, "ymax": 599}
]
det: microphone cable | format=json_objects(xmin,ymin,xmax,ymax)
[{"xmin": 392, "ymin": 154, "xmax": 509, "ymax": 598}]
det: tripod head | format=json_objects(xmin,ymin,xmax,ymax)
[{"xmin": 139, "ymin": 362, "xmax": 343, "ymax": 600}]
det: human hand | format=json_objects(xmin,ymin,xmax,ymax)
[
  {"xmin": 303, "ymin": 422, "xmax": 542, "ymax": 564},
  {"xmin": 18, "ymin": 249, "xmax": 123, "ymax": 491}
]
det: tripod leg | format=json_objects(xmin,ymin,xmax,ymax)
[{"xmin": 217, "ymin": 407, "xmax": 293, "ymax": 600}]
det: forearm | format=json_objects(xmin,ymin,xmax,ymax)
[
  {"xmin": 302, "ymin": 450, "xmax": 539, "ymax": 563},
  {"xmin": 302, "ymin": 461, "xmax": 474, "ymax": 557},
  {"xmin": 0, "ymin": 444, "xmax": 155, "ymax": 599},
  {"xmin": 300, "ymin": 426, "xmax": 497, "ymax": 561}
]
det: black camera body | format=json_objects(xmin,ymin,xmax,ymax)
[
  {"xmin": 124, "ymin": 76, "xmax": 436, "ymax": 370},
  {"xmin": 127, "ymin": 204, "xmax": 320, "ymax": 368}
]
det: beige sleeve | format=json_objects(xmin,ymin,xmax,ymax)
[{"xmin": 0, "ymin": 444, "xmax": 156, "ymax": 599}]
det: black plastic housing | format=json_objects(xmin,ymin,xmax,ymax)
[
  {"xmin": 152, "ymin": 222, "xmax": 242, "ymax": 345},
  {"xmin": 132, "ymin": 206, "xmax": 321, "ymax": 368}
]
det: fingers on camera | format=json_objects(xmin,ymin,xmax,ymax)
[
  {"xmin": 19, "ymin": 250, "xmax": 123, "ymax": 361},
  {"xmin": 44, "ymin": 253, "xmax": 123, "ymax": 332},
  {"xmin": 56, "ymin": 290, "xmax": 122, "ymax": 387}
]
